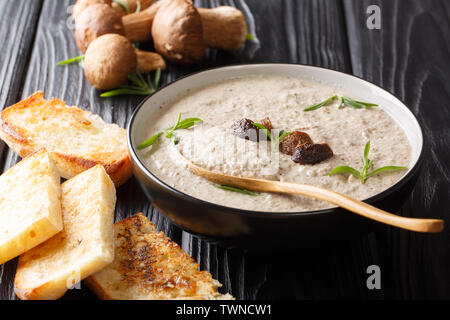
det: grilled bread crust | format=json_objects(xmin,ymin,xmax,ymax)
[
  {"xmin": 85, "ymin": 213, "xmax": 234, "ymax": 300},
  {"xmin": 14, "ymin": 165, "xmax": 116, "ymax": 300},
  {"xmin": 0, "ymin": 149, "xmax": 62, "ymax": 265},
  {"xmin": 0, "ymin": 91, "xmax": 132, "ymax": 187}
]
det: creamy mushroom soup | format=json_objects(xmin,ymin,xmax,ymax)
[{"xmin": 139, "ymin": 75, "xmax": 411, "ymax": 212}]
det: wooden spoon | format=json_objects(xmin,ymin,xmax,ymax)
[{"xmin": 183, "ymin": 159, "xmax": 444, "ymax": 233}]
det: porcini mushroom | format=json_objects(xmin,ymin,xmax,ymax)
[
  {"xmin": 83, "ymin": 33, "xmax": 165, "ymax": 91},
  {"xmin": 84, "ymin": 33, "xmax": 137, "ymax": 90},
  {"xmin": 151, "ymin": 0, "xmax": 205, "ymax": 64},
  {"xmin": 72, "ymin": 0, "xmax": 112, "ymax": 21},
  {"xmin": 198, "ymin": 6, "xmax": 248, "ymax": 51},
  {"xmin": 75, "ymin": 3, "xmax": 126, "ymax": 53},
  {"xmin": 75, "ymin": 1, "xmax": 161, "ymax": 47}
]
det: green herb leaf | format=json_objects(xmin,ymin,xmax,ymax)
[
  {"xmin": 135, "ymin": 0, "xmax": 141, "ymax": 13},
  {"xmin": 154, "ymin": 68, "xmax": 161, "ymax": 89},
  {"xmin": 253, "ymin": 122, "xmax": 272, "ymax": 140},
  {"xmin": 246, "ymin": 33, "xmax": 255, "ymax": 41},
  {"xmin": 113, "ymin": 0, "xmax": 130, "ymax": 13},
  {"xmin": 57, "ymin": 55, "xmax": 84, "ymax": 66},
  {"xmin": 367, "ymin": 166, "xmax": 407, "ymax": 178},
  {"xmin": 102, "ymin": 69, "xmax": 162, "ymax": 98},
  {"xmin": 341, "ymin": 96, "xmax": 378, "ymax": 109},
  {"xmin": 137, "ymin": 132, "xmax": 163, "ymax": 149},
  {"xmin": 328, "ymin": 166, "xmax": 362, "ymax": 180},
  {"xmin": 215, "ymin": 185, "xmax": 258, "ymax": 196},
  {"xmin": 137, "ymin": 115, "xmax": 203, "ymax": 149},
  {"xmin": 100, "ymin": 88, "xmax": 152, "ymax": 97},
  {"xmin": 277, "ymin": 131, "xmax": 293, "ymax": 143},
  {"xmin": 166, "ymin": 113, "xmax": 181, "ymax": 138},
  {"xmin": 304, "ymin": 95, "xmax": 338, "ymax": 111},
  {"xmin": 328, "ymin": 141, "xmax": 407, "ymax": 183},
  {"xmin": 175, "ymin": 118, "xmax": 203, "ymax": 129}
]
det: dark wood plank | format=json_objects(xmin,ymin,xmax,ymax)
[
  {"xmin": 343, "ymin": 0, "xmax": 450, "ymax": 299},
  {"xmin": 0, "ymin": 0, "xmax": 43, "ymax": 300}
]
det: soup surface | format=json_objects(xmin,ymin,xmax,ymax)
[{"xmin": 139, "ymin": 75, "xmax": 411, "ymax": 212}]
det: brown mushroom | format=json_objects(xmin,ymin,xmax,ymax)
[
  {"xmin": 75, "ymin": 1, "xmax": 161, "ymax": 47},
  {"xmin": 135, "ymin": 49, "xmax": 166, "ymax": 73},
  {"xmin": 75, "ymin": 4, "xmax": 166, "ymax": 73},
  {"xmin": 198, "ymin": 6, "xmax": 248, "ymax": 51},
  {"xmin": 151, "ymin": 0, "xmax": 205, "ymax": 64},
  {"xmin": 84, "ymin": 34, "xmax": 137, "ymax": 90},
  {"xmin": 84, "ymin": 33, "xmax": 165, "ymax": 90},
  {"xmin": 75, "ymin": 0, "xmax": 248, "ymax": 50},
  {"xmin": 75, "ymin": 3, "xmax": 126, "ymax": 53},
  {"xmin": 72, "ymin": 0, "xmax": 112, "ymax": 22},
  {"xmin": 112, "ymin": 0, "xmax": 154, "ymax": 16}
]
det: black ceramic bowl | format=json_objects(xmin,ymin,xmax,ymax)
[{"xmin": 127, "ymin": 64, "xmax": 424, "ymax": 248}]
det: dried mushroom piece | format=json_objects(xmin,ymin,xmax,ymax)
[
  {"xmin": 230, "ymin": 118, "xmax": 260, "ymax": 142},
  {"xmin": 279, "ymin": 131, "xmax": 313, "ymax": 156},
  {"xmin": 260, "ymin": 117, "xmax": 273, "ymax": 131},
  {"xmin": 291, "ymin": 143, "xmax": 333, "ymax": 165}
]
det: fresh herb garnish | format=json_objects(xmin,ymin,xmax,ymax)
[
  {"xmin": 215, "ymin": 185, "xmax": 258, "ymax": 196},
  {"xmin": 303, "ymin": 95, "xmax": 338, "ymax": 111},
  {"xmin": 327, "ymin": 141, "xmax": 407, "ymax": 184},
  {"xmin": 135, "ymin": 0, "xmax": 141, "ymax": 13},
  {"xmin": 101, "ymin": 69, "xmax": 161, "ymax": 97},
  {"xmin": 340, "ymin": 96, "xmax": 378, "ymax": 109},
  {"xmin": 246, "ymin": 33, "xmax": 255, "ymax": 41},
  {"xmin": 113, "ymin": 0, "xmax": 130, "ymax": 14},
  {"xmin": 304, "ymin": 95, "xmax": 378, "ymax": 112},
  {"xmin": 253, "ymin": 123, "xmax": 292, "ymax": 145},
  {"xmin": 137, "ymin": 113, "xmax": 203, "ymax": 149},
  {"xmin": 56, "ymin": 55, "xmax": 84, "ymax": 66}
]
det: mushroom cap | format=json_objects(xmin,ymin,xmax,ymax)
[
  {"xmin": 75, "ymin": 3, "xmax": 125, "ymax": 53},
  {"xmin": 151, "ymin": 0, "xmax": 205, "ymax": 64},
  {"xmin": 72, "ymin": 0, "xmax": 112, "ymax": 21},
  {"xmin": 84, "ymin": 34, "xmax": 137, "ymax": 90}
]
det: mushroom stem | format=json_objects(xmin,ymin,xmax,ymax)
[
  {"xmin": 122, "ymin": 1, "xmax": 162, "ymax": 42},
  {"xmin": 123, "ymin": 2, "xmax": 248, "ymax": 51},
  {"xmin": 198, "ymin": 6, "xmax": 248, "ymax": 51},
  {"xmin": 135, "ymin": 49, "xmax": 166, "ymax": 73}
]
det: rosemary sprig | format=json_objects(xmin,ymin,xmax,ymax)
[
  {"xmin": 56, "ymin": 55, "xmax": 84, "ymax": 66},
  {"xmin": 304, "ymin": 95, "xmax": 378, "ymax": 112},
  {"xmin": 137, "ymin": 113, "xmax": 203, "ymax": 149},
  {"xmin": 215, "ymin": 185, "xmax": 258, "ymax": 196},
  {"xmin": 100, "ymin": 69, "xmax": 161, "ymax": 98},
  {"xmin": 327, "ymin": 141, "xmax": 407, "ymax": 184}
]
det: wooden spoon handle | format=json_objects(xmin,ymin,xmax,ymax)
[{"xmin": 187, "ymin": 163, "xmax": 444, "ymax": 233}]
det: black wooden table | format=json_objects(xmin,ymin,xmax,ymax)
[{"xmin": 0, "ymin": 0, "xmax": 449, "ymax": 300}]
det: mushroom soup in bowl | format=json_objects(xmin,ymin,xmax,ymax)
[
  {"xmin": 128, "ymin": 64, "xmax": 423, "ymax": 244},
  {"xmin": 136, "ymin": 75, "xmax": 411, "ymax": 212}
]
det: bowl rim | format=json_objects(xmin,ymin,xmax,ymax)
[{"xmin": 127, "ymin": 63, "xmax": 424, "ymax": 218}]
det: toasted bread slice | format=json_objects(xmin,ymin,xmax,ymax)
[
  {"xmin": 0, "ymin": 149, "xmax": 62, "ymax": 265},
  {"xmin": 14, "ymin": 165, "xmax": 116, "ymax": 300},
  {"xmin": 0, "ymin": 91, "xmax": 132, "ymax": 186},
  {"xmin": 85, "ymin": 213, "xmax": 233, "ymax": 300}
]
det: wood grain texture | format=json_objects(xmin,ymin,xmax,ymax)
[
  {"xmin": 343, "ymin": 0, "xmax": 450, "ymax": 298},
  {"xmin": 0, "ymin": 0, "xmax": 43, "ymax": 300}
]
